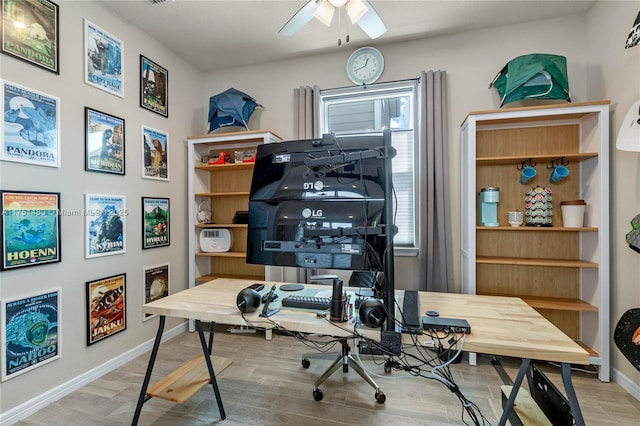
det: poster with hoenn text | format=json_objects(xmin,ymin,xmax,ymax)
[
  {"xmin": 1, "ymin": 80, "xmax": 60, "ymax": 167},
  {"xmin": 2, "ymin": 289, "xmax": 61, "ymax": 381},
  {"xmin": 1, "ymin": 190, "xmax": 61, "ymax": 270}
]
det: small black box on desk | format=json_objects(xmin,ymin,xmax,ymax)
[{"xmin": 422, "ymin": 316, "xmax": 471, "ymax": 334}]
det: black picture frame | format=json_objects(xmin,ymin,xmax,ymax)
[
  {"xmin": 140, "ymin": 54, "xmax": 168, "ymax": 117},
  {"xmin": 85, "ymin": 107, "xmax": 125, "ymax": 175},
  {"xmin": 1, "ymin": 190, "xmax": 61, "ymax": 270},
  {"xmin": 86, "ymin": 273, "xmax": 126, "ymax": 346},
  {"xmin": 1, "ymin": 0, "xmax": 59, "ymax": 74},
  {"xmin": 141, "ymin": 196, "xmax": 170, "ymax": 249}
]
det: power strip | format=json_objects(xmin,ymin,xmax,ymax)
[{"xmin": 422, "ymin": 316, "xmax": 471, "ymax": 334}]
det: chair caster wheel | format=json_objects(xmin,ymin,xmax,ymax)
[
  {"xmin": 375, "ymin": 391, "xmax": 386, "ymax": 404},
  {"xmin": 302, "ymin": 358, "xmax": 310, "ymax": 368},
  {"xmin": 313, "ymin": 388, "xmax": 323, "ymax": 401},
  {"xmin": 384, "ymin": 363, "xmax": 392, "ymax": 373}
]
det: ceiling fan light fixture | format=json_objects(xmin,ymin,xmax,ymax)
[
  {"xmin": 346, "ymin": 0, "xmax": 368, "ymax": 24},
  {"xmin": 328, "ymin": 0, "xmax": 348, "ymax": 7},
  {"xmin": 314, "ymin": 0, "xmax": 335, "ymax": 26}
]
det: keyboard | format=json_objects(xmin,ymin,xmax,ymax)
[
  {"xmin": 281, "ymin": 295, "xmax": 331, "ymax": 310},
  {"xmin": 401, "ymin": 290, "xmax": 421, "ymax": 330}
]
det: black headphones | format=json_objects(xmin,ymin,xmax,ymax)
[
  {"xmin": 236, "ymin": 288, "xmax": 261, "ymax": 313},
  {"xmin": 359, "ymin": 299, "xmax": 386, "ymax": 328}
]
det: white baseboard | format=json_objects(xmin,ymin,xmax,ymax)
[
  {"xmin": 611, "ymin": 366, "xmax": 640, "ymax": 401},
  {"xmin": 0, "ymin": 322, "xmax": 187, "ymax": 426}
]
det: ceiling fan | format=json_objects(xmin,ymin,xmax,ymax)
[{"xmin": 279, "ymin": 0, "xmax": 386, "ymax": 39}]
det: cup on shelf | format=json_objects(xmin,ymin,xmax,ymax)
[
  {"xmin": 560, "ymin": 200, "xmax": 586, "ymax": 227},
  {"xmin": 520, "ymin": 166, "xmax": 536, "ymax": 184},
  {"xmin": 234, "ymin": 150, "xmax": 244, "ymax": 163},
  {"xmin": 550, "ymin": 164, "xmax": 569, "ymax": 183},
  {"xmin": 507, "ymin": 211, "xmax": 524, "ymax": 227}
]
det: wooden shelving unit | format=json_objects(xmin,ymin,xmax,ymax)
[
  {"xmin": 460, "ymin": 101, "xmax": 610, "ymax": 381},
  {"xmin": 187, "ymin": 130, "xmax": 282, "ymax": 287}
]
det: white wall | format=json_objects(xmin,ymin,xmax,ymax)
[
  {"xmin": 202, "ymin": 14, "xmax": 590, "ymax": 290},
  {"xmin": 0, "ymin": 0, "xmax": 203, "ymax": 415},
  {"xmin": 586, "ymin": 0, "xmax": 640, "ymax": 396}
]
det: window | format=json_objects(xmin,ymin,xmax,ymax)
[{"xmin": 318, "ymin": 80, "xmax": 418, "ymax": 251}]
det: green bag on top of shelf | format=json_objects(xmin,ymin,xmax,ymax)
[{"xmin": 489, "ymin": 53, "xmax": 571, "ymax": 107}]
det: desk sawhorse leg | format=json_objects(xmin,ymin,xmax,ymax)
[
  {"xmin": 131, "ymin": 317, "xmax": 226, "ymax": 425},
  {"xmin": 498, "ymin": 358, "xmax": 585, "ymax": 426}
]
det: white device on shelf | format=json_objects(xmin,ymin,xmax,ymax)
[
  {"xmin": 196, "ymin": 201, "xmax": 212, "ymax": 224},
  {"xmin": 199, "ymin": 228, "xmax": 232, "ymax": 253}
]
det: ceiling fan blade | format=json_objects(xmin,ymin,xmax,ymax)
[
  {"xmin": 278, "ymin": 0, "xmax": 322, "ymax": 36},
  {"xmin": 357, "ymin": 0, "xmax": 386, "ymax": 39}
]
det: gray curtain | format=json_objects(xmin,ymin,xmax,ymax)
[
  {"xmin": 419, "ymin": 70, "xmax": 453, "ymax": 292},
  {"xmin": 293, "ymin": 86, "xmax": 319, "ymax": 283},
  {"xmin": 294, "ymin": 85, "xmax": 319, "ymax": 139}
]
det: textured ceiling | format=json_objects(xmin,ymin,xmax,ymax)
[{"xmin": 99, "ymin": 0, "xmax": 595, "ymax": 72}]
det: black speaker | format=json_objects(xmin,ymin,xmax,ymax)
[
  {"xmin": 236, "ymin": 288, "xmax": 260, "ymax": 313},
  {"xmin": 359, "ymin": 299, "xmax": 386, "ymax": 328}
]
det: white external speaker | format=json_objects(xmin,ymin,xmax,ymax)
[{"xmin": 199, "ymin": 228, "xmax": 232, "ymax": 253}]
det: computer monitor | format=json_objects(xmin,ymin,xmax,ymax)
[
  {"xmin": 246, "ymin": 129, "xmax": 398, "ymax": 340},
  {"xmin": 246, "ymin": 131, "xmax": 391, "ymax": 272}
]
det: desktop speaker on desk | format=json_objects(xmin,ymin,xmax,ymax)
[
  {"xmin": 359, "ymin": 300, "xmax": 386, "ymax": 328},
  {"xmin": 236, "ymin": 288, "xmax": 260, "ymax": 313}
]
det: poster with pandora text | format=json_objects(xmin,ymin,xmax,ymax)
[{"xmin": 1, "ymin": 80, "xmax": 60, "ymax": 167}]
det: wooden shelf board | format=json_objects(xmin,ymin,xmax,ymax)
[
  {"xmin": 195, "ymin": 251, "xmax": 247, "ymax": 258},
  {"xmin": 499, "ymin": 386, "xmax": 552, "ymax": 426},
  {"xmin": 477, "ymin": 226, "xmax": 598, "ymax": 232},
  {"xmin": 146, "ymin": 354, "xmax": 232, "ymax": 404},
  {"xmin": 188, "ymin": 129, "xmax": 283, "ymax": 142},
  {"xmin": 195, "ymin": 162, "xmax": 255, "ymax": 171},
  {"xmin": 477, "ymin": 152, "xmax": 597, "ymax": 165},
  {"xmin": 195, "ymin": 192, "xmax": 250, "ymax": 197},
  {"xmin": 464, "ymin": 100, "xmax": 610, "ymax": 125},
  {"xmin": 477, "ymin": 256, "xmax": 598, "ymax": 268},
  {"xmin": 195, "ymin": 273, "xmax": 264, "ymax": 283},
  {"xmin": 521, "ymin": 295, "xmax": 598, "ymax": 312},
  {"xmin": 480, "ymin": 293, "xmax": 598, "ymax": 312}
]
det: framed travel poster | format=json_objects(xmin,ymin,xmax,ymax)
[
  {"xmin": 141, "ymin": 125, "xmax": 168, "ymax": 181},
  {"xmin": 140, "ymin": 55, "xmax": 168, "ymax": 117},
  {"xmin": 141, "ymin": 196, "xmax": 169, "ymax": 249},
  {"xmin": 1, "ymin": 0, "xmax": 59, "ymax": 74},
  {"xmin": 84, "ymin": 19, "xmax": 123, "ymax": 97},
  {"xmin": 85, "ymin": 107, "xmax": 125, "ymax": 175},
  {"xmin": 1, "ymin": 79, "xmax": 60, "ymax": 167},
  {"xmin": 1, "ymin": 190, "xmax": 61, "ymax": 271},
  {"xmin": 2, "ymin": 288, "xmax": 61, "ymax": 381},
  {"xmin": 84, "ymin": 194, "xmax": 126, "ymax": 259},
  {"xmin": 86, "ymin": 273, "xmax": 126, "ymax": 346},
  {"xmin": 142, "ymin": 263, "xmax": 169, "ymax": 321}
]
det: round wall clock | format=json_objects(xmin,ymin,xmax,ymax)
[{"xmin": 346, "ymin": 46, "xmax": 384, "ymax": 85}]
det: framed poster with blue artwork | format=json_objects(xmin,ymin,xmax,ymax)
[{"xmin": 2, "ymin": 288, "xmax": 61, "ymax": 381}]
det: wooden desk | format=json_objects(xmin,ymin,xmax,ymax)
[{"xmin": 133, "ymin": 278, "xmax": 589, "ymax": 425}]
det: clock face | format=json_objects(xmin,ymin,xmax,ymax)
[{"xmin": 347, "ymin": 47, "xmax": 384, "ymax": 85}]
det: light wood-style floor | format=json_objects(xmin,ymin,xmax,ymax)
[{"xmin": 16, "ymin": 325, "xmax": 640, "ymax": 425}]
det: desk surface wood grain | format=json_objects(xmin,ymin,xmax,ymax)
[{"xmin": 144, "ymin": 278, "xmax": 589, "ymax": 365}]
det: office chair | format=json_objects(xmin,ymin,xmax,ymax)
[{"xmin": 301, "ymin": 271, "xmax": 386, "ymax": 403}]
